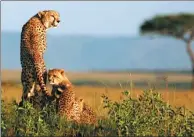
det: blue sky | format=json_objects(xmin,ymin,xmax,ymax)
[{"xmin": 1, "ymin": 1, "xmax": 194, "ymax": 36}]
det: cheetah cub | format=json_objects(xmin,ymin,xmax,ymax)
[{"xmin": 48, "ymin": 69, "xmax": 97, "ymax": 124}]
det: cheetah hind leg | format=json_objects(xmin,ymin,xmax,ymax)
[
  {"xmin": 19, "ymin": 82, "xmax": 35, "ymax": 107},
  {"xmin": 22, "ymin": 81, "xmax": 35, "ymax": 99},
  {"xmin": 28, "ymin": 82, "xmax": 35, "ymax": 98},
  {"xmin": 33, "ymin": 83, "xmax": 45, "ymax": 109}
]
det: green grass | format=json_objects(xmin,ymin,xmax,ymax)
[{"xmin": 1, "ymin": 89, "xmax": 194, "ymax": 137}]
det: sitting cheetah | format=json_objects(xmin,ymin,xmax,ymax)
[
  {"xmin": 20, "ymin": 10, "xmax": 60, "ymax": 108},
  {"xmin": 48, "ymin": 69, "xmax": 97, "ymax": 124},
  {"xmin": 79, "ymin": 99, "xmax": 97, "ymax": 125}
]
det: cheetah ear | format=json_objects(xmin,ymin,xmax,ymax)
[
  {"xmin": 38, "ymin": 11, "xmax": 45, "ymax": 18},
  {"xmin": 79, "ymin": 98, "xmax": 84, "ymax": 111},
  {"xmin": 79, "ymin": 98, "xmax": 84, "ymax": 102},
  {"xmin": 60, "ymin": 69, "xmax": 65, "ymax": 75}
]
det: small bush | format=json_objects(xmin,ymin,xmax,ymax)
[{"xmin": 102, "ymin": 89, "xmax": 194, "ymax": 136}]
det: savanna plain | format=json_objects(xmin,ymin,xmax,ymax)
[{"xmin": 1, "ymin": 70, "xmax": 194, "ymax": 136}]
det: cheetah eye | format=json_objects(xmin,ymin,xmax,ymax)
[{"xmin": 51, "ymin": 15, "xmax": 55, "ymax": 20}]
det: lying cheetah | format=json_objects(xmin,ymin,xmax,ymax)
[
  {"xmin": 48, "ymin": 69, "xmax": 97, "ymax": 124},
  {"xmin": 20, "ymin": 10, "xmax": 60, "ymax": 108}
]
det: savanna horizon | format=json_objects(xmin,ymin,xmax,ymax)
[{"xmin": 2, "ymin": 69, "xmax": 194, "ymax": 111}]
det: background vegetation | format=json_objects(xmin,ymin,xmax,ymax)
[{"xmin": 140, "ymin": 13, "xmax": 194, "ymax": 88}]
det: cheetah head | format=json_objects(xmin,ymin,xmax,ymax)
[
  {"xmin": 37, "ymin": 10, "xmax": 60, "ymax": 29},
  {"xmin": 48, "ymin": 69, "xmax": 71, "ymax": 88},
  {"xmin": 77, "ymin": 98, "xmax": 84, "ymax": 112}
]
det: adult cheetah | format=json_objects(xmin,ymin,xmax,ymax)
[
  {"xmin": 48, "ymin": 69, "xmax": 97, "ymax": 124},
  {"xmin": 20, "ymin": 10, "xmax": 60, "ymax": 108}
]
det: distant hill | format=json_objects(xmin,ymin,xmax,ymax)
[{"xmin": 1, "ymin": 31, "xmax": 193, "ymax": 72}]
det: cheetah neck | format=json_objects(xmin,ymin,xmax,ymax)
[{"xmin": 32, "ymin": 15, "xmax": 47, "ymax": 30}]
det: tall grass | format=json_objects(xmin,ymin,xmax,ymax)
[{"xmin": 1, "ymin": 89, "xmax": 194, "ymax": 136}]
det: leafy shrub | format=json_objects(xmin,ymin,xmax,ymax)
[
  {"xmin": 102, "ymin": 89, "xmax": 194, "ymax": 136},
  {"xmin": 1, "ymin": 99, "xmax": 115, "ymax": 136}
]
